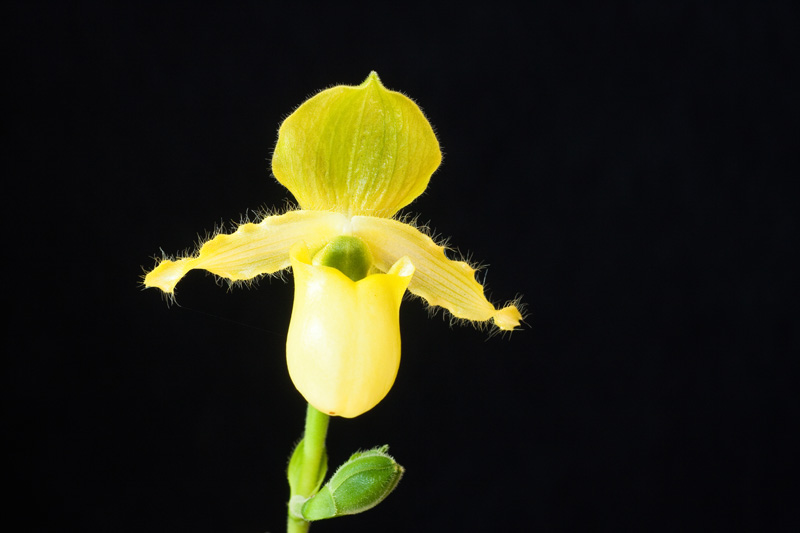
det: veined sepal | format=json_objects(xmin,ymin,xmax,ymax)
[
  {"xmin": 272, "ymin": 72, "xmax": 441, "ymax": 218},
  {"xmin": 289, "ymin": 445, "xmax": 404, "ymax": 521}
]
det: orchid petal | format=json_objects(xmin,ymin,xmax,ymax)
[
  {"xmin": 144, "ymin": 210, "xmax": 348, "ymax": 293},
  {"xmin": 351, "ymin": 216, "xmax": 522, "ymax": 331}
]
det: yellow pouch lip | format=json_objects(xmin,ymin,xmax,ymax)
[{"xmin": 287, "ymin": 242, "xmax": 414, "ymax": 418}]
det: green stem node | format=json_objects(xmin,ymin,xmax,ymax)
[{"xmin": 287, "ymin": 405, "xmax": 330, "ymax": 533}]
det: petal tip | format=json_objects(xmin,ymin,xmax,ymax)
[
  {"xmin": 143, "ymin": 258, "xmax": 191, "ymax": 294},
  {"xmin": 361, "ymin": 71, "xmax": 382, "ymax": 87},
  {"xmin": 493, "ymin": 304, "xmax": 523, "ymax": 331}
]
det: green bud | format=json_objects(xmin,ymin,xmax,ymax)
[
  {"xmin": 298, "ymin": 445, "xmax": 404, "ymax": 521},
  {"xmin": 312, "ymin": 235, "xmax": 374, "ymax": 282}
]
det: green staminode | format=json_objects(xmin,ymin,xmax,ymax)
[{"xmin": 312, "ymin": 235, "xmax": 374, "ymax": 282}]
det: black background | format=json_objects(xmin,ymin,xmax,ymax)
[{"xmin": 6, "ymin": 2, "xmax": 798, "ymax": 532}]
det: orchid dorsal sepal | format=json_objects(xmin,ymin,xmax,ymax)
[
  {"xmin": 289, "ymin": 445, "xmax": 404, "ymax": 521},
  {"xmin": 272, "ymin": 71, "xmax": 441, "ymax": 218}
]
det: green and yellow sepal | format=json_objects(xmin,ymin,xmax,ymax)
[{"xmin": 273, "ymin": 71, "xmax": 441, "ymax": 218}]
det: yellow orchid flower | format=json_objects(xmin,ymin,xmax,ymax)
[{"xmin": 144, "ymin": 72, "xmax": 522, "ymax": 417}]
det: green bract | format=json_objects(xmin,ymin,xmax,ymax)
[
  {"xmin": 288, "ymin": 437, "xmax": 328, "ymax": 498},
  {"xmin": 291, "ymin": 446, "xmax": 404, "ymax": 521}
]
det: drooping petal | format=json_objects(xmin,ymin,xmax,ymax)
[
  {"xmin": 144, "ymin": 210, "xmax": 349, "ymax": 294},
  {"xmin": 286, "ymin": 243, "xmax": 414, "ymax": 418},
  {"xmin": 272, "ymin": 72, "xmax": 441, "ymax": 218},
  {"xmin": 351, "ymin": 216, "xmax": 522, "ymax": 331}
]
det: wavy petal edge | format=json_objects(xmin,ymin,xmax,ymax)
[
  {"xmin": 351, "ymin": 216, "xmax": 523, "ymax": 331},
  {"xmin": 143, "ymin": 210, "xmax": 349, "ymax": 294}
]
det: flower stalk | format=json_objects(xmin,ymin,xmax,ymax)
[{"xmin": 287, "ymin": 404, "xmax": 330, "ymax": 533}]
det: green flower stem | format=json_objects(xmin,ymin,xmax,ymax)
[{"xmin": 288, "ymin": 404, "xmax": 330, "ymax": 533}]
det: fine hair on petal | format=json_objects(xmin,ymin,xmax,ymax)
[{"xmin": 387, "ymin": 212, "xmax": 513, "ymax": 334}]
